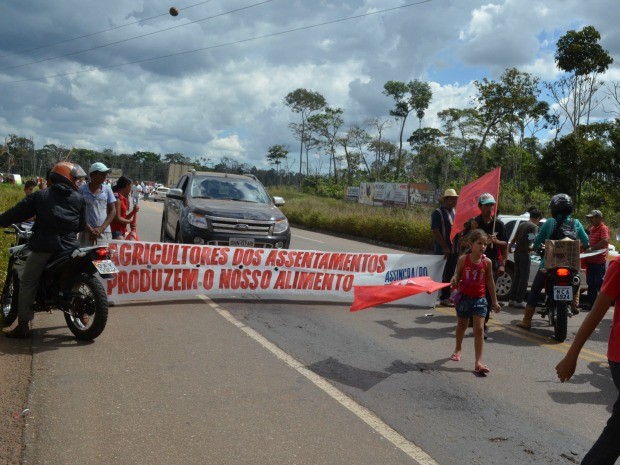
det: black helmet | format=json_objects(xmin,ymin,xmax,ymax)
[{"xmin": 549, "ymin": 193, "xmax": 573, "ymax": 217}]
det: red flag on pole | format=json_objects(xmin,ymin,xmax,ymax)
[
  {"xmin": 450, "ymin": 167, "xmax": 501, "ymax": 241},
  {"xmin": 350, "ymin": 277, "xmax": 450, "ymax": 312},
  {"xmin": 125, "ymin": 211, "xmax": 139, "ymax": 241}
]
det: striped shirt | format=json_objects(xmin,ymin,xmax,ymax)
[{"xmin": 587, "ymin": 223, "xmax": 610, "ymax": 264}]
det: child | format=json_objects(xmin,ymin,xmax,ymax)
[
  {"xmin": 450, "ymin": 229, "xmax": 501, "ymax": 374},
  {"xmin": 556, "ymin": 256, "xmax": 620, "ymax": 463},
  {"xmin": 23, "ymin": 179, "xmax": 37, "ymax": 197}
]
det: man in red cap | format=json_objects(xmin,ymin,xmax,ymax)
[{"xmin": 584, "ymin": 209, "xmax": 609, "ymax": 310}]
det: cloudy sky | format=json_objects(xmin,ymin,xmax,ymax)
[{"xmin": 1, "ymin": 0, "xmax": 619, "ymax": 171}]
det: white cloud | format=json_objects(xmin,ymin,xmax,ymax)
[{"xmin": 0, "ymin": 0, "xmax": 619, "ymax": 172}]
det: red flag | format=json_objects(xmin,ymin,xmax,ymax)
[
  {"xmin": 350, "ymin": 277, "xmax": 450, "ymax": 312},
  {"xmin": 450, "ymin": 167, "xmax": 501, "ymax": 241},
  {"xmin": 125, "ymin": 211, "xmax": 139, "ymax": 241}
]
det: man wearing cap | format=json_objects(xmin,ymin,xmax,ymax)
[
  {"xmin": 431, "ymin": 188, "xmax": 459, "ymax": 306},
  {"xmin": 585, "ymin": 209, "xmax": 609, "ymax": 310},
  {"xmin": 474, "ymin": 193, "xmax": 507, "ymax": 334},
  {"xmin": 79, "ymin": 162, "xmax": 117, "ymax": 246}
]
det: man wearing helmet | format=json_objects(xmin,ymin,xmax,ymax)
[
  {"xmin": 0, "ymin": 162, "xmax": 87, "ymax": 338},
  {"xmin": 516, "ymin": 193, "xmax": 589, "ymax": 329}
]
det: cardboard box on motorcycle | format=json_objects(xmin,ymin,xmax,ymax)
[{"xmin": 544, "ymin": 239, "xmax": 581, "ymax": 270}]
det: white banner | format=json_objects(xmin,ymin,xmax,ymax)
[{"xmin": 105, "ymin": 241, "xmax": 445, "ymax": 307}]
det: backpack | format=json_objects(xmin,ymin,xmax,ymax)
[{"xmin": 550, "ymin": 218, "xmax": 577, "ymax": 240}]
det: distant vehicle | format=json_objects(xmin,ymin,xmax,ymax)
[
  {"xmin": 161, "ymin": 171, "xmax": 290, "ymax": 248},
  {"xmin": 151, "ymin": 187, "xmax": 170, "ymax": 202}
]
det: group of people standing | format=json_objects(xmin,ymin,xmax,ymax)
[
  {"xmin": 432, "ymin": 188, "xmax": 619, "ymax": 464},
  {"xmin": 0, "ymin": 161, "xmax": 141, "ymax": 339}
]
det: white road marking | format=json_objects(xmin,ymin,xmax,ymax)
[
  {"xmin": 293, "ymin": 234, "xmax": 324, "ymax": 243},
  {"xmin": 198, "ymin": 294, "xmax": 440, "ymax": 465}
]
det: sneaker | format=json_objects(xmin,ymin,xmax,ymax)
[
  {"xmin": 440, "ymin": 299, "xmax": 455, "ymax": 307},
  {"xmin": 79, "ymin": 314, "xmax": 90, "ymax": 326},
  {"xmin": 4, "ymin": 322, "xmax": 31, "ymax": 339},
  {"xmin": 515, "ymin": 301, "xmax": 527, "ymax": 309}
]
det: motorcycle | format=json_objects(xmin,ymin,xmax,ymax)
[
  {"xmin": 1, "ymin": 223, "xmax": 117, "ymax": 340},
  {"xmin": 539, "ymin": 265, "xmax": 581, "ymax": 342}
]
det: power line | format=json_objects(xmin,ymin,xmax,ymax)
[
  {"xmin": 0, "ymin": 0, "xmax": 433, "ymax": 85},
  {"xmin": 0, "ymin": 0, "xmax": 273, "ymax": 72},
  {"xmin": 0, "ymin": 0, "xmax": 215, "ymax": 60}
]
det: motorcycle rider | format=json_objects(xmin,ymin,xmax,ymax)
[
  {"xmin": 0, "ymin": 162, "xmax": 87, "ymax": 338},
  {"xmin": 516, "ymin": 194, "xmax": 589, "ymax": 329}
]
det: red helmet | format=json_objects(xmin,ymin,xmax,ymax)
[{"xmin": 49, "ymin": 162, "xmax": 86, "ymax": 190}]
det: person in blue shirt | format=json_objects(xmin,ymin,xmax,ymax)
[
  {"xmin": 516, "ymin": 194, "xmax": 589, "ymax": 329},
  {"xmin": 78, "ymin": 162, "xmax": 117, "ymax": 246}
]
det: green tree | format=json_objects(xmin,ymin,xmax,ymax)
[
  {"xmin": 547, "ymin": 25, "xmax": 613, "ymax": 135},
  {"xmin": 285, "ymin": 88, "xmax": 327, "ymax": 176},
  {"xmin": 307, "ymin": 107, "xmax": 344, "ymax": 182},
  {"xmin": 383, "ymin": 79, "xmax": 432, "ymax": 177},
  {"xmin": 266, "ymin": 145, "xmax": 289, "ymax": 186}
]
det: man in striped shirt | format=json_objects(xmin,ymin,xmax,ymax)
[{"xmin": 585, "ymin": 209, "xmax": 609, "ymax": 311}]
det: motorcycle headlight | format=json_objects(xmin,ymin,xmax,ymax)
[
  {"xmin": 188, "ymin": 213, "xmax": 209, "ymax": 229},
  {"xmin": 273, "ymin": 218, "xmax": 289, "ymax": 234}
]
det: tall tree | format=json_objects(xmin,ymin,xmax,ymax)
[
  {"xmin": 383, "ymin": 79, "xmax": 432, "ymax": 178},
  {"xmin": 546, "ymin": 25, "xmax": 613, "ymax": 136},
  {"xmin": 308, "ymin": 107, "xmax": 344, "ymax": 182},
  {"xmin": 285, "ymin": 88, "xmax": 327, "ymax": 176},
  {"xmin": 266, "ymin": 144, "xmax": 289, "ymax": 186}
]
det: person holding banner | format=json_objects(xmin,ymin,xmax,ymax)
[
  {"xmin": 473, "ymin": 193, "xmax": 507, "ymax": 336},
  {"xmin": 431, "ymin": 188, "xmax": 459, "ymax": 306},
  {"xmin": 111, "ymin": 176, "xmax": 139, "ymax": 240}
]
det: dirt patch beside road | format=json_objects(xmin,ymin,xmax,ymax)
[{"xmin": 0, "ymin": 335, "xmax": 32, "ymax": 465}]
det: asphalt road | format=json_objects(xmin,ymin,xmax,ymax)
[{"xmin": 22, "ymin": 199, "xmax": 617, "ymax": 465}]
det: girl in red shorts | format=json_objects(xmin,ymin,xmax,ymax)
[{"xmin": 450, "ymin": 229, "xmax": 501, "ymax": 374}]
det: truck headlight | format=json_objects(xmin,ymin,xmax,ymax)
[
  {"xmin": 188, "ymin": 213, "xmax": 209, "ymax": 229},
  {"xmin": 273, "ymin": 219, "xmax": 289, "ymax": 234}
]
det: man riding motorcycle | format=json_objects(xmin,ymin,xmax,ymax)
[
  {"xmin": 0, "ymin": 162, "xmax": 87, "ymax": 338},
  {"xmin": 516, "ymin": 193, "xmax": 589, "ymax": 329}
]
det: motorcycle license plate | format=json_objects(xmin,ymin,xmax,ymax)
[
  {"xmin": 553, "ymin": 286, "xmax": 572, "ymax": 301},
  {"xmin": 93, "ymin": 260, "xmax": 118, "ymax": 275},
  {"xmin": 229, "ymin": 237, "xmax": 254, "ymax": 247}
]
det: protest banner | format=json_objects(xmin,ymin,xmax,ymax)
[{"xmin": 105, "ymin": 241, "xmax": 445, "ymax": 307}]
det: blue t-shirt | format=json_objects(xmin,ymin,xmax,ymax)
[
  {"xmin": 431, "ymin": 206, "xmax": 455, "ymax": 254},
  {"xmin": 79, "ymin": 183, "xmax": 116, "ymax": 233}
]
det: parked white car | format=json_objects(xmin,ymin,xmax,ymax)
[{"xmin": 151, "ymin": 187, "xmax": 170, "ymax": 202}]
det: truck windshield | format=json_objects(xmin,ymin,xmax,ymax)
[{"xmin": 190, "ymin": 177, "xmax": 271, "ymax": 204}]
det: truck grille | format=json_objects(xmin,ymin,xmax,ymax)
[{"xmin": 209, "ymin": 216, "xmax": 272, "ymax": 236}]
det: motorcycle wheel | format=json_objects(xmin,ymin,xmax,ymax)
[
  {"xmin": 64, "ymin": 273, "xmax": 108, "ymax": 341},
  {"xmin": 1, "ymin": 270, "xmax": 19, "ymax": 327},
  {"xmin": 553, "ymin": 301, "xmax": 568, "ymax": 342}
]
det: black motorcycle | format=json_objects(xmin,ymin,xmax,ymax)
[
  {"xmin": 1, "ymin": 223, "xmax": 117, "ymax": 340},
  {"xmin": 539, "ymin": 265, "xmax": 581, "ymax": 342}
]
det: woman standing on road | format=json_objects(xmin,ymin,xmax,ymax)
[{"xmin": 111, "ymin": 176, "xmax": 139, "ymax": 240}]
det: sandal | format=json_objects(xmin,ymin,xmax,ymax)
[
  {"xmin": 450, "ymin": 353, "xmax": 461, "ymax": 361},
  {"xmin": 474, "ymin": 365, "xmax": 490, "ymax": 375}
]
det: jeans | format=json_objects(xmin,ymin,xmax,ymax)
[
  {"xmin": 581, "ymin": 360, "xmax": 620, "ymax": 464},
  {"xmin": 526, "ymin": 269, "xmax": 547, "ymax": 307},
  {"xmin": 440, "ymin": 253, "xmax": 459, "ymax": 300},
  {"xmin": 18, "ymin": 251, "xmax": 53, "ymax": 322},
  {"xmin": 510, "ymin": 253, "xmax": 531, "ymax": 302},
  {"xmin": 586, "ymin": 262, "xmax": 606, "ymax": 306}
]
